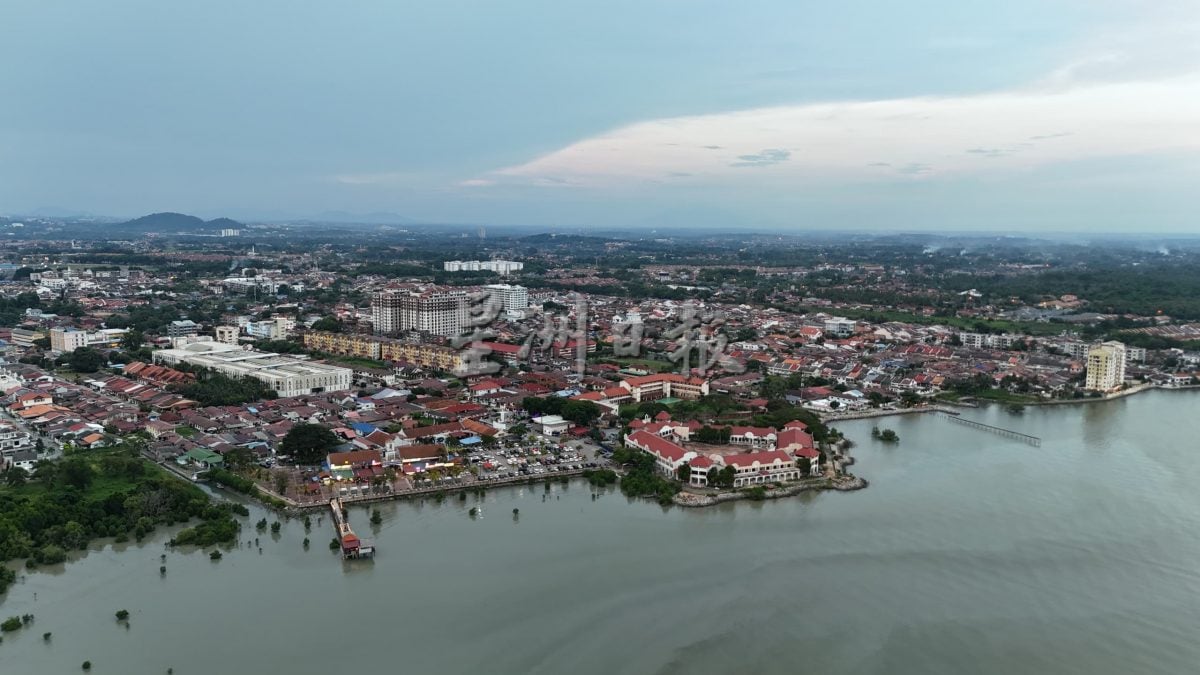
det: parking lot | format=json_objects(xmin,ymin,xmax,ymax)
[{"xmin": 468, "ymin": 437, "xmax": 612, "ymax": 483}]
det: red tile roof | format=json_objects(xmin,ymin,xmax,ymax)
[
  {"xmin": 627, "ymin": 430, "xmax": 688, "ymax": 462},
  {"xmin": 726, "ymin": 451, "xmax": 792, "ymax": 468}
]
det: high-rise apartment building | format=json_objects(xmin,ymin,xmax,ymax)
[
  {"xmin": 1086, "ymin": 341, "xmax": 1127, "ymax": 392},
  {"xmin": 372, "ymin": 287, "xmax": 470, "ymax": 337},
  {"xmin": 484, "ymin": 284, "xmax": 528, "ymax": 313}
]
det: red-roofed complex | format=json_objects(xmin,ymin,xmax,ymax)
[{"xmin": 619, "ymin": 373, "xmax": 709, "ymax": 402}]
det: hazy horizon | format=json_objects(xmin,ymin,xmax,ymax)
[{"xmin": 2, "ymin": 1, "xmax": 1198, "ymax": 232}]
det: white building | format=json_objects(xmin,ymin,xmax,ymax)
[
  {"xmin": 153, "ymin": 341, "xmax": 352, "ymax": 398},
  {"xmin": 222, "ymin": 276, "xmax": 278, "ymax": 295},
  {"xmin": 959, "ymin": 332, "xmax": 1025, "ymax": 349},
  {"xmin": 246, "ymin": 317, "xmax": 295, "ymax": 340},
  {"xmin": 824, "ymin": 317, "xmax": 856, "ymax": 337},
  {"xmin": 484, "ymin": 283, "xmax": 528, "ymax": 318},
  {"xmin": 443, "ymin": 260, "xmax": 524, "ymax": 274},
  {"xmin": 50, "ymin": 328, "xmax": 88, "ymax": 352},
  {"xmin": 534, "ymin": 414, "xmax": 569, "ymax": 437},
  {"xmin": 49, "ymin": 327, "xmax": 128, "ymax": 353},
  {"xmin": 1086, "ymin": 341, "xmax": 1127, "ymax": 392}
]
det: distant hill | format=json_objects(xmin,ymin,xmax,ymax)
[{"xmin": 118, "ymin": 212, "xmax": 245, "ymax": 233}]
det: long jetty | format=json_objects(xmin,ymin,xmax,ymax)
[{"xmin": 939, "ymin": 412, "xmax": 1041, "ymax": 447}]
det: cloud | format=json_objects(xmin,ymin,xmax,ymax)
[
  {"xmin": 965, "ymin": 148, "xmax": 1012, "ymax": 158},
  {"xmin": 470, "ymin": 13, "xmax": 1200, "ymax": 190},
  {"xmin": 731, "ymin": 148, "xmax": 791, "ymax": 167},
  {"xmin": 483, "ymin": 69, "xmax": 1200, "ymax": 187},
  {"xmin": 458, "ymin": 178, "xmax": 495, "ymax": 187},
  {"xmin": 1029, "ymin": 132, "xmax": 1073, "ymax": 141}
]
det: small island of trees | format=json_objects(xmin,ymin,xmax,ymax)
[{"xmin": 872, "ymin": 427, "xmax": 900, "ymax": 443}]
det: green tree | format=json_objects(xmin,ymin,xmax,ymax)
[
  {"xmin": 561, "ymin": 400, "xmax": 601, "ymax": 426},
  {"xmin": 3, "ymin": 467, "xmax": 28, "ymax": 487},
  {"xmin": 273, "ymin": 471, "xmax": 289, "ymax": 495},
  {"xmin": 32, "ymin": 460, "xmax": 57, "ymax": 484},
  {"xmin": 311, "ymin": 316, "xmax": 341, "ymax": 332},
  {"xmin": 120, "ymin": 329, "xmax": 144, "ymax": 352},
  {"xmin": 713, "ymin": 465, "xmax": 736, "ymax": 489},
  {"xmin": 280, "ymin": 424, "xmax": 340, "ymax": 464},
  {"xmin": 223, "ymin": 447, "xmax": 254, "ymax": 470},
  {"xmin": 58, "ymin": 458, "xmax": 95, "ymax": 490},
  {"xmin": 68, "ymin": 347, "xmax": 105, "ymax": 373},
  {"xmin": 676, "ymin": 463, "xmax": 691, "ymax": 482}
]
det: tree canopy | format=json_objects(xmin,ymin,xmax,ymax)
[
  {"xmin": 67, "ymin": 347, "xmax": 106, "ymax": 373},
  {"xmin": 174, "ymin": 371, "xmax": 276, "ymax": 406},
  {"xmin": 522, "ymin": 396, "xmax": 602, "ymax": 426},
  {"xmin": 280, "ymin": 423, "xmax": 341, "ymax": 464}
]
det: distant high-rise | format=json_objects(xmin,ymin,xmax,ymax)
[
  {"xmin": 1086, "ymin": 341, "xmax": 1127, "ymax": 392},
  {"xmin": 484, "ymin": 284, "xmax": 528, "ymax": 313},
  {"xmin": 372, "ymin": 287, "xmax": 470, "ymax": 337},
  {"xmin": 443, "ymin": 260, "xmax": 523, "ymax": 274}
]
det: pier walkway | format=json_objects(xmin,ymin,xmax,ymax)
[
  {"xmin": 330, "ymin": 497, "xmax": 375, "ymax": 559},
  {"xmin": 938, "ymin": 412, "xmax": 1041, "ymax": 447}
]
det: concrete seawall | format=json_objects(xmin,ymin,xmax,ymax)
[{"xmin": 673, "ymin": 474, "xmax": 868, "ymax": 508}]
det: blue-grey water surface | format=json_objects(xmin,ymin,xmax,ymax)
[{"xmin": 3, "ymin": 390, "xmax": 1200, "ymax": 674}]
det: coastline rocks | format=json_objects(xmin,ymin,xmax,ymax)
[{"xmin": 672, "ymin": 473, "xmax": 867, "ymax": 507}]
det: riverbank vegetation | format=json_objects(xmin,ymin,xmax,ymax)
[
  {"xmin": 611, "ymin": 447, "xmax": 679, "ymax": 505},
  {"xmin": 582, "ymin": 468, "xmax": 618, "ymax": 487},
  {"xmin": 0, "ymin": 443, "xmax": 242, "ymax": 594}
]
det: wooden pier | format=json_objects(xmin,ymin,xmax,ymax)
[
  {"xmin": 939, "ymin": 412, "xmax": 1041, "ymax": 447},
  {"xmin": 330, "ymin": 497, "xmax": 374, "ymax": 559}
]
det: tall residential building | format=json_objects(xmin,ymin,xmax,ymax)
[
  {"xmin": 371, "ymin": 287, "xmax": 469, "ymax": 337},
  {"xmin": 484, "ymin": 284, "xmax": 528, "ymax": 313},
  {"xmin": 1086, "ymin": 341, "xmax": 1127, "ymax": 392}
]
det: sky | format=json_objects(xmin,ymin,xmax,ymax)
[{"xmin": 1, "ymin": 0, "xmax": 1198, "ymax": 231}]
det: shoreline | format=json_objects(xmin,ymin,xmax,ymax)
[
  {"xmin": 822, "ymin": 383, "xmax": 1199, "ymax": 422},
  {"xmin": 165, "ymin": 386, "xmax": 1200, "ymax": 514},
  {"xmin": 673, "ymin": 473, "xmax": 868, "ymax": 507}
]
